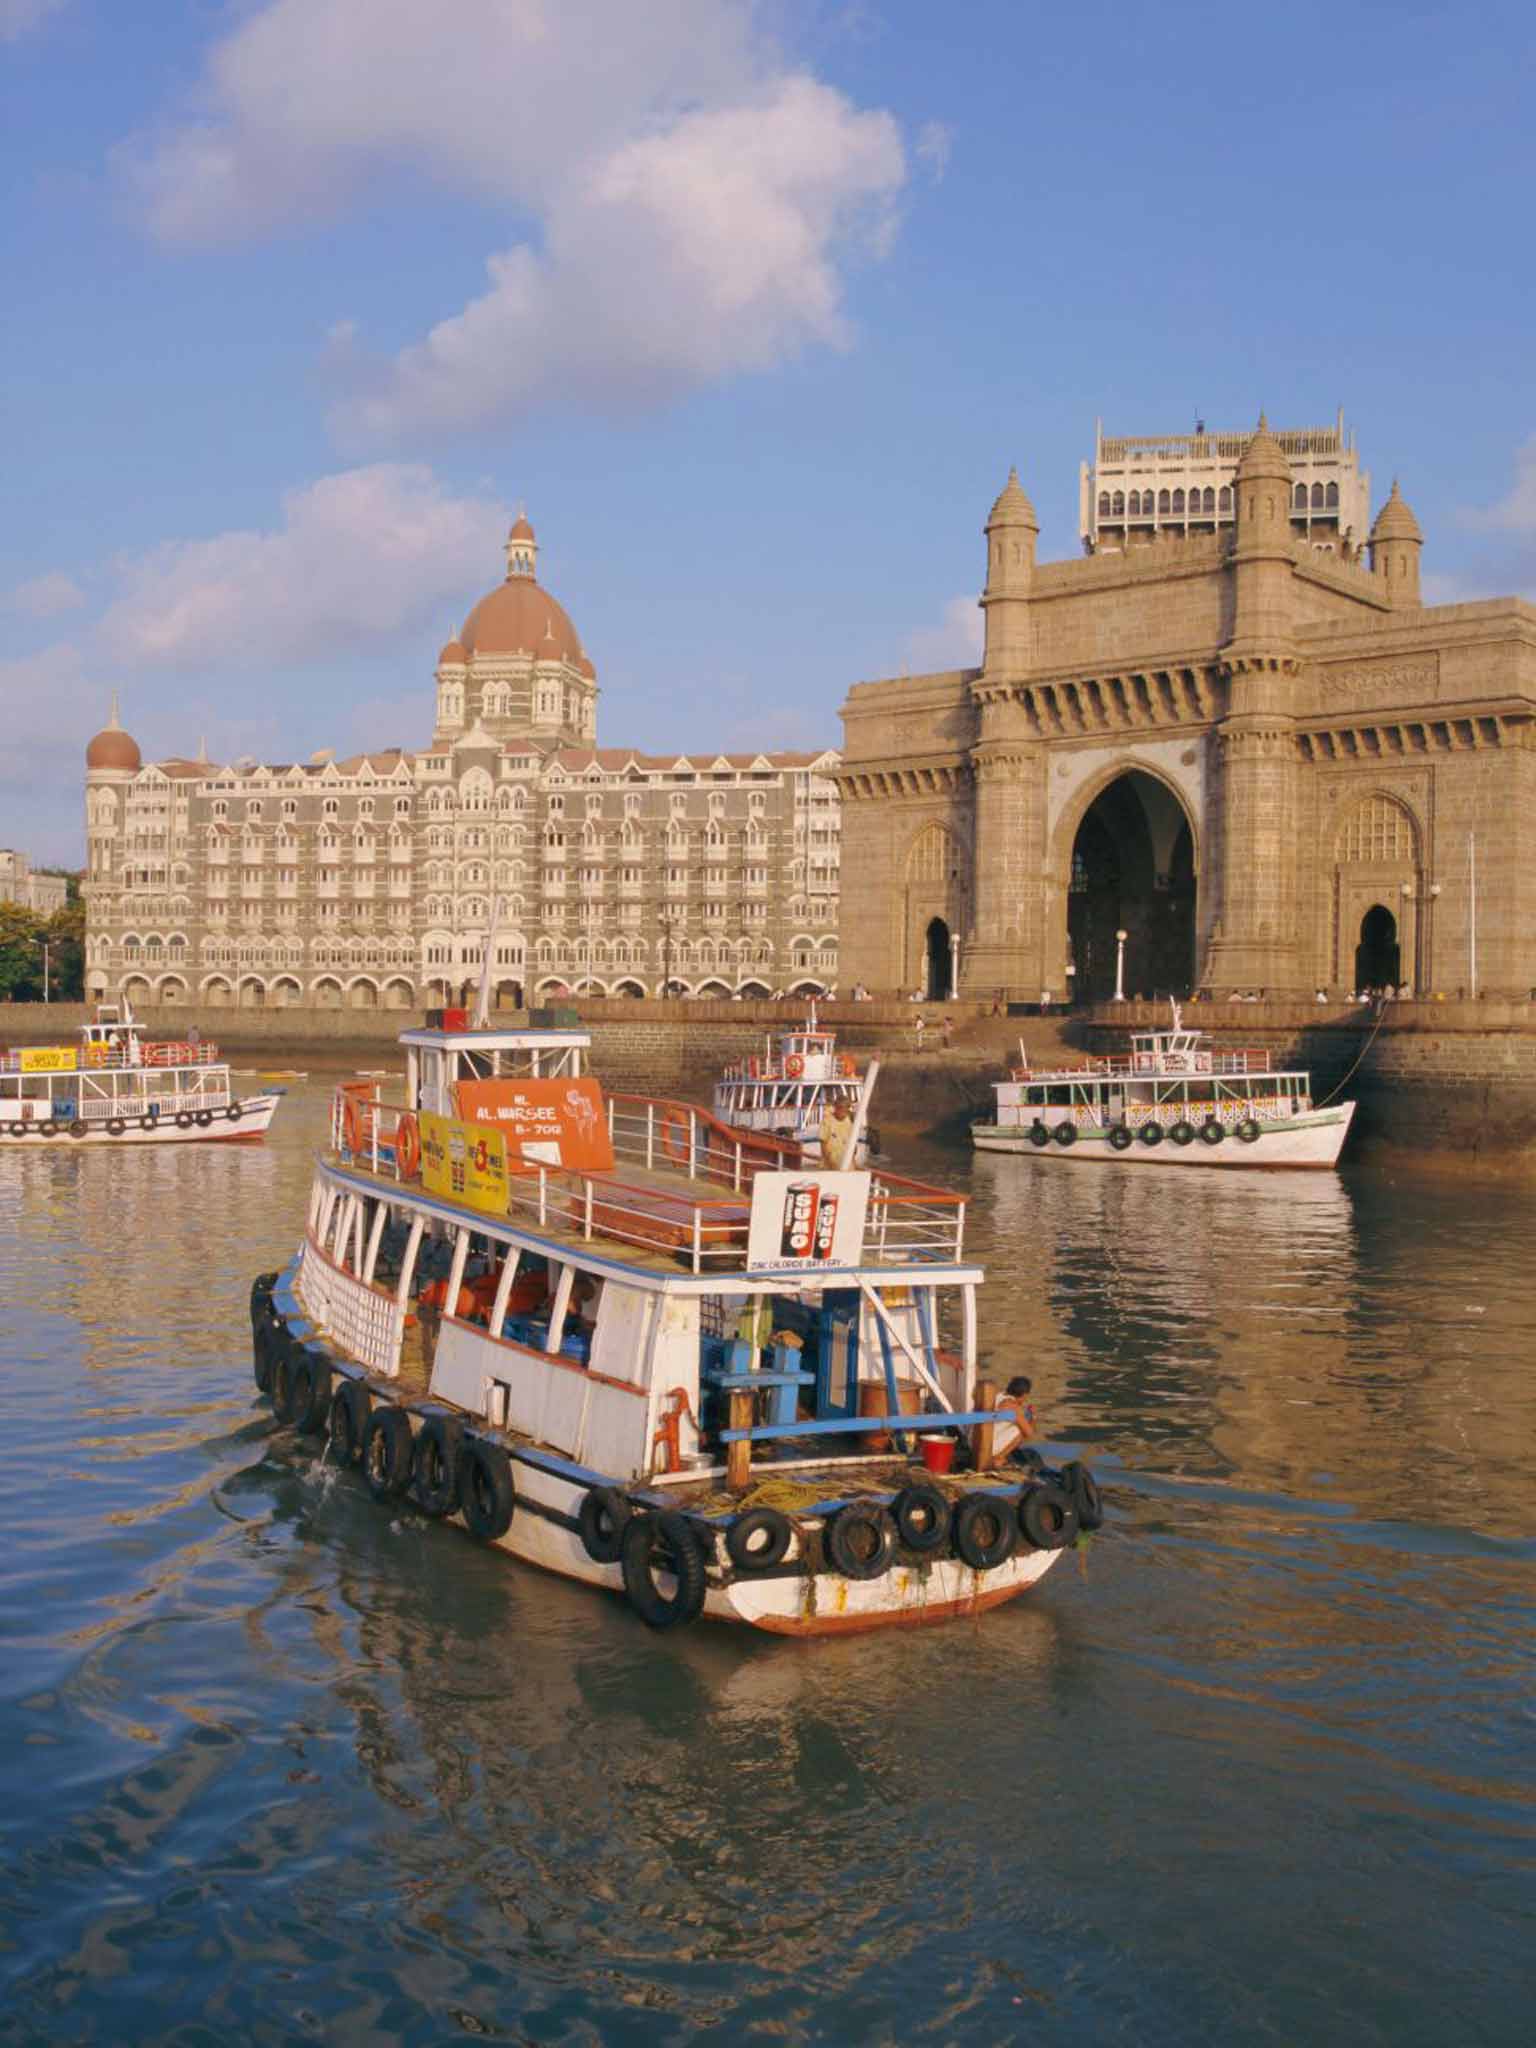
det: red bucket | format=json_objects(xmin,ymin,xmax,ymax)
[{"xmin": 919, "ymin": 1436, "xmax": 956, "ymax": 1475}]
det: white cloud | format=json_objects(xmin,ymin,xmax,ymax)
[
  {"xmin": 905, "ymin": 592, "xmax": 984, "ymax": 675},
  {"xmin": 4, "ymin": 570, "xmax": 86, "ymax": 617},
  {"xmin": 98, "ymin": 463, "xmax": 507, "ymax": 669},
  {"xmin": 1, "ymin": 0, "xmax": 64, "ymax": 43},
  {"xmin": 915, "ymin": 120, "xmax": 952, "ymax": 182},
  {"xmin": 118, "ymin": 0, "xmax": 906, "ymax": 440},
  {"xmin": 1466, "ymin": 433, "xmax": 1536, "ymax": 534}
]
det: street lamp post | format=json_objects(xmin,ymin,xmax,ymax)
[
  {"xmin": 1114, "ymin": 928, "xmax": 1128, "ymax": 1003},
  {"xmin": 40, "ymin": 939, "xmax": 51, "ymax": 1004}
]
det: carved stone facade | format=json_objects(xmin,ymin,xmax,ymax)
[
  {"xmin": 83, "ymin": 520, "xmax": 841, "ymax": 1009},
  {"xmin": 840, "ymin": 426, "xmax": 1536, "ymax": 1000}
]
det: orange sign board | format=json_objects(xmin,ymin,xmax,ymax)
[{"xmin": 453, "ymin": 1076, "xmax": 614, "ymax": 1173}]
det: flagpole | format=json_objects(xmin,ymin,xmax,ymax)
[{"xmin": 1468, "ymin": 834, "xmax": 1477, "ymax": 1001}]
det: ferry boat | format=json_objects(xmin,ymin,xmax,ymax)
[
  {"xmin": 971, "ymin": 1004, "xmax": 1354, "ymax": 1170},
  {"xmin": 249, "ymin": 1016, "xmax": 1100, "ymax": 1636},
  {"xmin": 712, "ymin": 1012, "xmax": 878, "ymax": 1167},
  {"xmin": 1, "ymin": 1001, "xmax": 282, "ymax": 1146}
]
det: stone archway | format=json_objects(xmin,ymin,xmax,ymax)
[
  {"xmin": 901, "ymin": 823, "xmax": 969, "ymax": 997},
  {"xmin": 925, "ymin": 917, "xmax": 952, "ymax": 1000},
  {"xmin": 1355, "ymin": 904, "xmax": 1400, "ymax": 992},
  {"xmin": 1065, "ymin": 770, "xmax": 1196, "ymax": 1001}
]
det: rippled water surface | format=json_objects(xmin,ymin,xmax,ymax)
[{"xmin": 3, "ymin": 1083, "xmax": 1533, "ymax": 2044}]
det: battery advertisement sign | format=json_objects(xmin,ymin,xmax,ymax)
[{"xmin": 745, "ymin": 1171, "xmax": 869, "ymax": 1272}]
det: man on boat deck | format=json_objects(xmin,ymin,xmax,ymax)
[
  {"xmin": 818, "ymin": 1091, "xmax": 857, "ymax": 1168},
  {"xmin": 992, "ymin": 1376, "xmax": 1037, "ymax": 1462}
]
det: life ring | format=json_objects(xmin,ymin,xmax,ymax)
[
  {"xmin": 1053, "ymin": 1121, "xmax": 1077, "ymax": 1147},
  {"xmin": 68, "ymin": 1119, "xmax": 89, "ymax": 1138},
  {"xmin": 194, "ymin": 1109, "xmax": 214, "ymax": 1128},
  {"xmin": 225, "ymin": 1103, "xmax": 243, "ymax": 1122},
  {"xmin": 174, "ymin": 1111, "xmax": 194, "ymax": 1129},
  {"xmin": 288, "ymin": 1350, "xmax": 332, "ymax": 1436},
  {"xmin": 1236, "ymin": 1118, "xmax": 1262, "ymax": 1144},
  {"xmin": 891, "ymin": 1483, "xmax": 951, "ymax": 1555},
  {"xmin": 343, "ymin": 1093, "xmax": 366, "ymax": 1155},
  {"xmin": 106, "ymin": 1117, "xmax": 127, "ymax": 1137},
  {"xmin": 1059, "ymin": 1459, "xmax": 1104, "ymax": 1531},
  {"xmin": 1169, "ymin": 1120, "xmax": 1196, "ymax": 1146},
  {"xmin": 1200, "ymin": 1118, "xmax": 1225, "ymax": 1146},
  {"xmin": 327, "ymin": 1379, "xmax": 371, "ymax": 1465},
  {"xmin": 1019, "ymin": 1482, "xmax": 1080, "ymax": 1551},
  {"xmin": 411, "ymin": 1415, "xmax": 463, "ymax": 1517},
  {"xmin": 659, "ymin": 1108, "xmax": 691, "ymax": 1166},
  {"xmin": 1139, "ymin": 1121, "xmax": 1163, "ymax": 1147},
  {"xmin": 825, "ymin": 1502, "xmax": 895, "ymax": 1580},
  {"xmin": 620, "ymin": 1511, "xmax": 706, "ymax": 1629},
  {"xmin": 393, "ymin": 1112, "xmax": 421, "ymax": 1179},
  {"xmin": 1109, "ymin": 1123, "xmax": 1134, "ymax": 1152},
  {"xmin": 361, "ymin": 1407, "xmax": 415, "ymax": 1500},
  {"xmin": 954, "ymin": 1492, "xmax": 1019, "ymax": 1570},
  {"xmin": 726, "ymin": 1505, "xmax": 793, "ymax": 1573},
  {"xmin": 460, "ymin": 1440, "xmax": 516, "ymax": 1540},
  {"xmin": 784, "ymin": 1053, "xmax": 805, "ymax": 1079},
  {"xmin": 1028, "ymin": 1121, "xmax": 1051, "ymax": 1148},
  {"xmin": 578, "ymin": 1484, "xmax": 632, "ymax": 1564}
]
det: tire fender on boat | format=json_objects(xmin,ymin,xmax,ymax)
[
  {"xmin": 327, "ymin": 1378, "xmax": 371, "ymax": 1465},
  {"xmin": 460, "ymin": 1440, "xmax": 515, "ymax": 1541},
  {"xmin": 412, "ymin": 1414, "xmax": 463, "ymax": 1517},
  {"xmin": 953, "ymin": 1491, "xmax": 1019, "ymax": 1570},
  {"xmin": 174, "ymin": 1111, "xmax": 194, "ymax": 1129},
  {"xmin": 1140, "ymin": 1121, "xmax": 1164, "ymax": 1146},
  {"xmin": 1170, "ymin": 1120, "xmax": 1195, "ymax": 1146},
  {"xmin": 1053, "ymin": 1121, "xmax": 1077, "ymax": 1147},
  {"xmin": 68, "ymin": 1119, "xmax": 88, "ymax": 1138},
  {"xmin": 825, "ymin": 1502, "xmax": 896, "ymax": 1580},
  {"xmin": 1236, "ymin": 1118, "xmax": 1262, "ymax": 1143},
  {"xmin": 891, "ymin": 1483, "xmax": 951, "ymax": 1555},
  {"xmin": 578, "ymin": 1484, "xmax": 632, "ymax": 1563},
  {"xmin": 620, "ymin": 1511, "xmax": 706, "ymax": 1629},
  {"xmin": 1109, "ymin": 1123, "xmax": 1134, "ymax": 1151},
  {"xmin": 270, "ymin": 1333, "xmax": 299, "ymax": 1423},
  {"xmin": 362, "ymin": 1406, "xmax": 414, "ymax": 1500},
  {"xmin": 1059, "ymin": 1460, "xmax": 1104, "ymax": 1531},
  {"xmin": 726, "ymin": 1505, "xmax": 793, "ymax": 1573},
  {"xmin": 1019, "ymin": 1482, "xmax": 1080, "ymax": 1551},
  {"xmin": 225, "ymin": 1103, "xmax": 243, "ymax": 1122},
  {"xmin": 289, "ymin": 1349, "xmax": 332, "ymax": 1436},
  {"xmin": 1028, "ymin": 1121, "xmax": 1050, "ymax": 1147},
  {"xmin": 106, "ymin": 1118, "xmax": 126, "ymax": 1137}
]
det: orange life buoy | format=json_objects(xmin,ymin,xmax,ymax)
[
  {"xmin": 660, "ymin": 1107, "xmax": 691, "ymax": 1166},
  {"xmin": 394, "ymin": 1112, "xmax": 421, "ymax": 1180},
  {"xmin": 785, "ymin": 1053, "xmax": 805, "ymax": 1079},
  {"xmin": 343, "ymin": 1093, "xmax": 368, "ymax": 1156}
]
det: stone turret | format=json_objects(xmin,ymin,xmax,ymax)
[
  {"xmin": 980, "ymin": 467, "xmax": 1038, "ymax": 677},
  {"xmin": 1229, "ymin": 414, "xmax": 1296, "ymax": 659},
  {"xmin": 1369, "ymin": 481, "xmax": 1423, "ymax": 605}
]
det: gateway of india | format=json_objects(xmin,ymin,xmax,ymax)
[
  {"xmin": 83, "ymin": 517, "xmax": 841, "ymax": 1009},
  {"xmin": 838, "ymin": 415, "xmax": 1536, "ymax": 1002}
]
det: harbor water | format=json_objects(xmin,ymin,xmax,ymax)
[{"xmin": 2, "ymin": 1082, "xmax": 1533, "ymax": 2044}]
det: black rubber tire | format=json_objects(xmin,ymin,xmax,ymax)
[
  {"xmin": 270, "ymin": 1336, "xmax": 298, "ymax": 1424},
  {"xmin": 252, "ymin": 1317, "xmax": 277, "ymax": 1392},
  {"xmin": 194, "ymin": 1109, "xmax": 214, "ymax": 1129},
  {"xmin": 1060, "ymin": 1459, "xmax": 1104, "ymax": 1532},
  {"xmin": 8, "ymin": 1121, "xmax": 28, "ymax": 1138},
  {"xmin": 1053, "ymin": 1122, "xmax": 1077, "ymax": 1147},
  {"xmin": 620, "ymin": 1511, "xmax": 707, "ymax": 1629},
  {"xmin": 174, "ymin": 1112, "xmax": 194, "ymax": 1129},
  {"xmin": 289, "ymin": 1350, "xmax": 332, "ymax": 1436},
  {"xmin": 891, "ymin": 1482, "xmax": 951, "ymax": 1555},
  {"xmin": 825, "ymin": 1502, "xmax": 896, "ymax": 1581},
  {"xmin": 1200, "ymin": 1118, "xmax": 1225, "ymax": 1146},
  {"xmin": 459, "ymin": 1440, "xmax": 515, "ymax": 1541},
  {"xmin": 1019, "ymin": 1482, "xmax": 1080, "ymax": 1551},
  {"xmin": 106, "ymin": 1118, "xmax": 126, "ymax": 1137},
  {"xmin": 1109, "ymin": 1124, "xmax": 1134, "ymax": 1152},
  {"xmin": 1028, "ymin": 1121, "xmax": 1050, "ymax": 1148},
  {"xmin": 68, "ymin": 1120, "xmax": 89, "ymax": 1139},
  {"xmin": 327, "ymin": 1378, "xmax": 371, "ymax": 1465},
  {"xmin": 1237, "ymin": 1119, "xmax": 1262, "ymax": 1144},
  {"xmin": 138, "ymin": 1114, "xmax": 157, "ymax": 1131},
  {"xmin": 225, "ymin": 1103, "xmax": 243, "ymax": 1122},
  {"xmin": 1010, "ymin": 1444, "xmax": 1046, "ymax": 1475},
  {"xmin": 38, "ymin": 1120, "xmax": 59, "ymax": 1137},
  {"xmin": 1139, "ymin": 1121, "xmax": 1163, "ymax": 1147},
  {"xmin": 412, "ymin": 1415, "xmax": 464, "ymax": 1517},
  {"xmin": 726, "ymin": 1505, "xmax": 793, "ymax": 1573},
  {"xmin": 578, "ymin": 1484, "xmax": 632, "ymax": 1564},
  {"xmin": 1169, "ymin": 1121, "xmax": 1195, "ymax": 1146},
  {"xmin": 361, "ymin": 1406, "xmax": 414, "ymax": 1501},
  {"xmin": 954, "ymin": 1491, "xmax": 1019, "ymax": 1569},
  {"xmin": 249, "ymin": 1272, "xmax": 278, "ymax": 1326}
]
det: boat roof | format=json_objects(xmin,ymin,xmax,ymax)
[{"xmin": 397, "ymin": 1025, "xmax": 591, "ymax": 1055}]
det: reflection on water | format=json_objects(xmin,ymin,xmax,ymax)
[{"xmin": 1, "ymin": 1084, "xmax": 1533, "ymax": 2044}]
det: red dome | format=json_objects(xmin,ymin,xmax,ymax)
[
  {"xmin": 86, "ymin": 724, "xmax": 141, "ymax": 772},
  {"xmin": 437, "ymin": 638, "xmax": 467, "ymax": 665},
  {"xmin": 459, "ymin": 577, "xmax": 584, "ymax": 665}
]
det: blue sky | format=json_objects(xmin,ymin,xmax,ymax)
[{"xmin": 3, "ymin": 0, "xmax": 1534, "ymax": 861}]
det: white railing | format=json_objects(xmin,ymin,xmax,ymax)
[{"xmin": 296, "ymin": 1234, "xmax": 404, "ymax": 1377}]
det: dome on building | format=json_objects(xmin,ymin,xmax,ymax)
[
  {"xmin": 508, "ymin": 513, "xmax": 535, "ymax": 542},
  {"xmin": 987, "ymin": 466, "xmax": 1038, "ymax": 529},
  {"xmin": 86, "ymin": 696, "xmax": 141, "ymax": 773},
  {"xmin": 1370, "ymin": 479, "xmax": 1422, "ymax": 544},
  {"xmin": 437, "ymin": 637, "xmax": 467, "ymax": 666},
  {"xmin": 1236, "ymin": 412, "xmax": 1291, "ymax": 481},
  {"xmin": 459, "ymin": 572, "xmax": 584, "ymax": 665}
]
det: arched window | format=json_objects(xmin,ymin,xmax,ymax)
[
  {"xmin": 1337, "ymin": 794, "xmax": 1415, "ymax": 866},
  {"xmin": 1111, "ymin": 491, "xmax": 1125, "ymax": 516},
  {"xmin": 1294, "ymin": 482, "xmax": 1309, "ymax": 509},
  {"xmin": 1158, "ymin": 489, "xmax": 1170, "ymax": 514},
  {"xmin": 1202, "ymin": 487, "xmax": 1215, "ymax": 513},
  {"xmin": 1098, "ymin": 492, "xmax": 1111, "ymax": 517},
  {"xmin": 1311, "ymin": 482, "xmax": 1325, "ymax": 510},
  {"xmin": 1171, "ymin": 488, "xmax": 1185, "ymax": 514},
  {"xmin": 1325, "ymin": 481, "xmax": 1339, "ymax": 509},
  {"xmin": 1218, "ymin": 485, "xmax": 1232, "ymax": 512}
]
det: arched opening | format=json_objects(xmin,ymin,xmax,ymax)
[
  {"xmin": 925, "ymin": 917, "xmax": 952, "ymax": 1000},
  {"xmin": 1067, "ymin": 771, "xmax": 1196, "ymax": 1002},
  {"xmin": 1354, "ymin": 905, "xmax": 1400, "ymax": 993}
]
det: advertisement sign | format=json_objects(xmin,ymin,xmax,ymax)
[
  {"xmin": 19, "ymin": 1047, "xmax": 77, "ymax": 1073},
  {"xmin": 420, "ymin": 1112, "xmax": 510, "ymax": 1217},
  {"xmin": 453, "ymin": 1077, "xmax": 614, "ymax": 1172},
  {"xmin": 745, "ymin": 1170, "xmax": 870, "ymax": 1273}
]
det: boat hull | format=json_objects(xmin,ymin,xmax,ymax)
[
  {"xmin": 972, "ymin": 1100, "xmax": 1354, "ymax": 1169},
  {"xmin": 0, "ymin": 1092, "xmax": 282, "ymax": 1146}
]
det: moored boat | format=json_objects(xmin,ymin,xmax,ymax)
[
  {"xmin": 1, "ymin": 1001, "xmax": 281, "ymax": 1146},
  {"xmin": 712, "ymin": 1011, "xmax": 878, "ymax": 1167},
  {"xmin": 250, "ymin": 1016, "xmax": 1100, "ymax": 1636},
  {"xmin": 971, "ymin": 1002, "xmax": 1353, "ymax": 1169}
]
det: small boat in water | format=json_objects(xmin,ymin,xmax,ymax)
[
  {"xmin": 250, "ymin": 1016, "xmax": 1099, "ymax": 1635},
  {"xmin": 712, "ymin": 1010, "xmax": 878, "ymax": 1166},
  {"xmin": 972, "ymin": 1002, "xmax": 1354, "ymax": 1170},
  {"xmin": 1, "ymin": 1001, "xmax": 281, "ymax": 1147}
]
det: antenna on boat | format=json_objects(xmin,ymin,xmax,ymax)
[{"xmin": 472, "ymin": 898, "xmax": 502, "ymax": 1031}]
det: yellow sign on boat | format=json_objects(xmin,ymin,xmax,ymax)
[
  {"xmin": 19, "ymin": 1047, "xmax": 77, "ymax": 1073},
  {"xmin": 419, "ymin": 1112, "xmax": 510, "ymax": 1217}
]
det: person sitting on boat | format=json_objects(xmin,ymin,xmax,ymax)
[
  {"xmin": 993, "ymin": 1376, "xmax": 1037, "ymax": 1462},
  {"xmin": 818, "ymin": 1091, "xmax": 858, "ymax": 1169}
]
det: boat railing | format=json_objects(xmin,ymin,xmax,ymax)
[
  {"xmin": 330, "ymin": 1082, "xmax": 967, "ymax": 1271},
  {"xmin": 1017, "ymin": 1047, "xmax": 1274, "ymax": 1081},
  {"xmin": 718, "ymin": 1054, "xmax": 860, "ymax": 1085},
  {"xmin": 1, "ymin": 1040, "xmax": 223, "ymax": 1076}
]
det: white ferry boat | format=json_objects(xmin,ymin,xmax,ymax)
[
  {"xmin": 712, "ymin": 1013, "xmax": 878, "ymax": 1167},
  {"xmin": 250, "ymin": 1017, "xmax": 1100, "ymax": 1636},
  {"xmin": 1, "ymin": 1001, "xmax": 281, "ymax": 1146},
  {"xmin": 972, "ymin": 1004, "xmax": 1354, "ymax": 1170}
]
